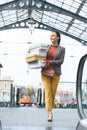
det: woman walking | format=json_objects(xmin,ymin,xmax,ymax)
[{"xmin": 41, "ymin": 31, "xmax": 65, "ymax": 122}]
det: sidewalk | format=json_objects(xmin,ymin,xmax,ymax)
[{"xmin": 0, "ymin": 107, "xmax": 80, "ymax": 128}]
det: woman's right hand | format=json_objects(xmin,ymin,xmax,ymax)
[{"xmin": 44, "ymin": 60, "xmax": 50, "ymax": 67}]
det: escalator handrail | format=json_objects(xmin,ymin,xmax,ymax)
[{"xmin": 76, "ymin": 54, "xmax": 87, "ymax": 119}]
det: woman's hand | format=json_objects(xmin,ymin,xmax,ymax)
[{"xmin": 44, "ymin": 60, "xmax": 50, "ymax": 67}]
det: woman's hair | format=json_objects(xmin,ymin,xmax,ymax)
[{"xmin": 55, "ymin": 31, "xmax": 61, "ymax": 45}]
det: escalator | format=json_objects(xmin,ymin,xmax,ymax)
[{"xmin": 76, "ymin": 54, "xmax": 87, "ymax": 130}]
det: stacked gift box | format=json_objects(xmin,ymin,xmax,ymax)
[
  {"xmin": 26, "ymin": 44, "xmax": 48, "ymax": 68},
  {"xmin": 27, "ymin": 44, "xmax": 48, "ymax": 56}
]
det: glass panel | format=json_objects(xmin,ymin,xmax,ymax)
[
  {"xmin": 79, "ymin": 3, "xmax": 87, "ymax": 18},
  {"xmin": 0, "ymin": 0, "xmax": 14, "ymax": 5}
]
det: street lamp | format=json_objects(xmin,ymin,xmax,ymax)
[
  {"xmin": 27, "ymin": 0, "xmax": 36, "ymax": 34},
  {"xmin": 28, "ymin": 17, "xmax": 36, "ymax": 34}
]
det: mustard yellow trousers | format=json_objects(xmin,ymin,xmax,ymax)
[{"xmin": 41, "ymin": 73, "xmax": 60, "ymax": 111}]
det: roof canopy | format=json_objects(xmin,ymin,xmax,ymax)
[{"xmin": 0, "ymin": 0, "xmax": 87, "ymax": 46}]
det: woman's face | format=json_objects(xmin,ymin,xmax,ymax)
[{"xmin": 50, "ymin": 32, "xmax": 59, "ymax": 44}]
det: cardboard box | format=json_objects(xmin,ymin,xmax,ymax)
[
  {"xmin": 26, "ymin": 55, "xmax": 46, "ymax": 63},
  {"xmin": 28, "ymin": 60, "xmax": 45, "ymax": 69},
  {"xmin": 27, "ymin": 44, "xmax": 48, "ymax": 56}
]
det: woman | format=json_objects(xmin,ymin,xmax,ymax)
[{"xmin": 41, "ymin": 31, "xmax": 65, "ymax": 122}]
